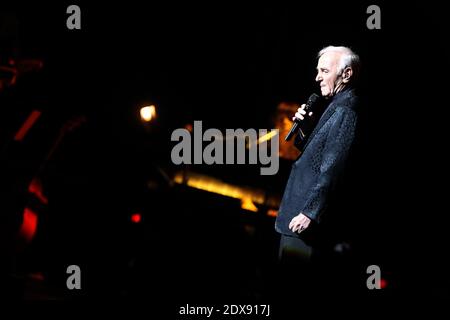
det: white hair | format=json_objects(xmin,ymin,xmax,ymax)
[{"xmin": 318, "ymin": 46, "xmax": 361, "ymax": 81}]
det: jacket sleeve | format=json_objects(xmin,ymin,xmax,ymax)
[{"xmin": 301, "ymin": 108, "xmax": 357, "ymax": 222}]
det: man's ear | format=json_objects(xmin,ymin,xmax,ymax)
[{"xmin": 342, "ymin": 67, "xmax": 353, "ymax": 83}]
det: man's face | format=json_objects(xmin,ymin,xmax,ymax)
[{"xmin": 315, "ymin": 51, "xmax": 344, "ymax": 97}]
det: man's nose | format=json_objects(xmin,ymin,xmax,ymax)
[{"xmin": 315, "ymin": 73, "xmax": 321, "ymax": 82}]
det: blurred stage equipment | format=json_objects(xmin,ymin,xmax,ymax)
[
  {"xmin": 173, "ymin": 170, "xmax": 280, "ymax": 215},
  {"xmin": 17, "ymin": 116, "xmax": 86, "ymax": 247},
  {"xmin": 0, "ymin": 58, "xmax": 44, "ymax": 90}
]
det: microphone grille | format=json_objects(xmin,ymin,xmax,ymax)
[{"xmin": 308, "ymin": 93, "xmax": 320, "ymax": 105}]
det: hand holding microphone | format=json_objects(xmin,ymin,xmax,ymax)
[
  {"xmin": 284, "ymin": 93, "xmax": 320, "ymax": 141},
  {"xmin": 293, "ymin": 104, "xmax": 314, "ymax": 122}
]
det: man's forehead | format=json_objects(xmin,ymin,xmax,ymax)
[{"xmin": 317, "ymin": 51, "xmax": 341, "ymax": 67}]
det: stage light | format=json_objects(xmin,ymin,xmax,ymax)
[
  {"xmin": 131, "ymin": 213, "xmax": 142, "ymax": 224},
  {"xmin": 173, "ymin": 171, "xmax": 281, "ymax": 210},
  {"xmin": 241, "ymin": 197, "xmax": 258, "ymax": 212},
  {"xmin": 14, "ymin": 110, "xmax": 42, "ymax": 141},
  {"xmin": 247, "ymin": 130, "xmax": 278, "ymax": 149},
  {"xmin": 267, "ymin": 209, "xmax": 278, "ymax": 217},
  {"xmin": 28, "ymin": 178, "xmax": 48, "ymax": 204},
  {"xmin": 19, "ymin": 208, "xmax": 38, "ymax": 243},
  {"xmin": 140, "ymin": 105, "xmax": 156, "ymax": 122}
]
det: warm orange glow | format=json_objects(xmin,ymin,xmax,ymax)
[
  {"xmin": 19, "ymin": 208, "xmax": 38, "ymax": 243},
  {"xmin": 185, "ymin": 123, "xmax": 193, "ymax": 132},
  {"xmin": 173, "ymin": 171, "xmax": 280, "ymax": 214},
  {"xmin": 258, "ymin": 130, "xmax": 278, "ymax": 144},
  {"xmin": 276, "ymin": 102, "xmax": 301, "ymax": 160},
  {"xmin": 131, "ymin": 213, "xmax": 142, "ymax": 223},
  {"xmin": 241, "ymin": 197, "xmax": 258, "ymax": 212},
  {"xmin": 140, "ymin": 105, "xmax": 156, "ymax": 122},
  {"xmin": 267, "ymin": 209, "xmax": 278, "ymax": 217},
  {"xmin": 248, "ymin": 130, "xmax": 278, "ymax": 148},
  {"xmin": 174, "ymin": 171, "xmax": 265, "ymax": 204}
]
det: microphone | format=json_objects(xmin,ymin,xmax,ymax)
[{"xmin": 284, "ymin": 93, "xmax": 320, "ymax": 141}]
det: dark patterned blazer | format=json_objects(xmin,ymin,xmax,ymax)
[{"xmin": 275, "ymin": 88, "xmax": 359, "ymax": 239}]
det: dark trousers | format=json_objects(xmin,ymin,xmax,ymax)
[
  {"xmin": 277, "ymin": 233, "xmax": 361, "ymax": 307},
  {"xmin": 278, "ymin": 234, "xmax": 313, "ymax": 262},
  {"xmin": 276, "ymin": 234, "xmax": 317, "ymax": 307}
]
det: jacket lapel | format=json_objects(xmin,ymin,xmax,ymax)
[
  {"xmin": 300, "ymin": 89, "xmax": 353, "ymax": 152},
  {"xmin": 300, "ymin": 102, "xmax": 338, "ymax": 152}
]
